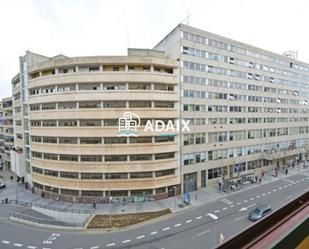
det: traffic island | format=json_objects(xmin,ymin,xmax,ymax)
[{"xmin": 87, "ymin": 209, "xmax": 171, "ymax": 229}]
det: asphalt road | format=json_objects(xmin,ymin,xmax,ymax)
[{"xmin": 0, "ymin": 172, "xmax": 308, "ymax": 249}]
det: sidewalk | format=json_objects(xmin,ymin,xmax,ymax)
[{"xmin": 0, "ymin": 165, "xmax": 308, "ymax": 217}]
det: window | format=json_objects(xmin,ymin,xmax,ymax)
[
  {"xmin": 129, "ymin": 101, "xmax": 151, "ymax": 108},
  {"xmin": 80, "ymin": 138, "xmax": 102, "ymax": 144},
  {"xmin": 58, "ymin": 102, "xmax": 76, "ymax": 110},
  {"xmin": 59, "ymin": 137, "xmax": 78, "ymax": 144},
  {"xmin": 44, "ymin": 153, "xmax": 58, "ymax": 160},
  {"xmin": 130, "ymin": 172, "xmax": 153, "ymax": 178},
  {"xmin": 105, "ymin": 155, "xmax": 127, "ymax": 161},
  {"xmin": 30, "ymin": 105, "xmax": 40, "ymax": 111},
  {"xmin": 104, "ymin": 119, "xmax": 118, "ymax": 126},
  {"xmin": 80, "ymin": 155, "xmax": 102, "ymax": 162},
  {"xmin": 61, "ymin": 189, "xmax": 79, "ymax": 196},
  {"xmin": 130, "ymin": 154, "xmax": 152, "ymax": 161},
  {"xmin": 32, "ymin": 152, "xmax": 42, "ymax": 158},
  {"xmin": 105, "ymin": 173, "xmax": 128, "ymax": 179},
  {"xmin": 31, "ymin": 136, "xmax": 42, "ymax": 142},
  {"xmin": 45, "ymin": 169, "xmax": 58, "ymax": 177},
  {"xmin": 43, "ymin": 120, "xmax": 57, "ymax": 126},
  {"xmin": 130, "ymin": 137, "xmax": 152, "ymax": 143},
  {"xmin": 42, "ymin": 103, "xmax": 56, "ymax": 110},
  {"xmin": 103, "ymin": 101, "xmax": 126, "ymax": 108},
  {"xmin": 80, "ymin": 120, "xmax": 101, "ymax": 126},
  {"xmin": 155, "ymin": 169, "xmax": 175, "ymax": 177},
  {"xmin": 154, "ymin": 84, "xmax": 174, "ymax": 91},
  {"xmin": 129, "ymin": 83, "xmax": 151, "ymax": 90},
  {"xmin": 79, "ymin": 83, "xmax": 101, "ymax": 91},
  {"xmin": 154, "ymin": 101, "xmax": 174, "ymax": 108},
  {"xmin": 32, "ymin": 167, "xmax": 43, "ymax": 174},
  {"xmin": 155, "ymin": 152, "xmax": 174, "ymax": 160},
  {"xmin": 154, "ymin": 136, "xmax": 175, "ymax": 143},
  {"xmin": 59, "ymin": 154, "xmax": 78, "ymax": 161},
  {"xmin": 79, "ymin": 102, "xmax": 101, "ymax": 109},
  {"xmin": 103, "ymin": 83, "xmax": 126, "ymax": 90},
  {"xmin": 81, "ymin": 173, "xmax": 103, "ymax": 179},
  {"xmin": 58, "ymin": 120, "xmax": 77, "ymax": 126},
  {"xmin": 43, "ymin": 137, "xmax": 57, "ymax": 143},
  {"xmin": 81, "ymin": 191, "xmax": 103, "ymax": 197},
  {"xmin": 104, "ymin": 137, "xmax": 127, "ymax": 144},
  {"xmin": 208, "ymin": 168, "xmax": 222, "ymax": 179}
]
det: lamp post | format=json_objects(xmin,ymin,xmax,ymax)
[{"xmin": 173, "ymin": 186, "xmax": 177, "ymax": 210}]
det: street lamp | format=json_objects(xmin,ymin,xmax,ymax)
[{"xmin": 173, "ymin": 186, "xmax": 177, "ymax": 210}]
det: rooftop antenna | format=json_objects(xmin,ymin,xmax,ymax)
[
  {"xmin": 126, "ymin": 30, "xmax": 130, "ymax": 48},
  {"xmin": 181, "ymin": 10, "xmax": 192, "ymax": 25}
]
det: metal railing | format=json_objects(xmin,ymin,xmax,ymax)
[
  {"xmin": 9, "ymin": 211, "xmax": 85, "ymax": 227},
  {"xmin": 32, "ymin": 202, "xmax": 93, "ymax": 214}
]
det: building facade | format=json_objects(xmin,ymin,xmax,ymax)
[
  {"xmin": 9, "ymin": 24, "xmax": 309, "ymax": 201},
  {"xmin": 11, "ymin": 49, "xmax": 180, "ymax": 202},
  {"xmin": 1, "ymin": 97, "xmax": 14, "ymax": 169},
  {"xmin": 155, "ymin": 24, "xmax": 309, "ymax": 192}
]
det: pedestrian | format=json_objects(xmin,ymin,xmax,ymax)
[
  {"xmin": 255, "ymin": 175, "xmax": 258, "ymax": 183},
  {"xmin": 218, "ymin": 181, "xmax": 222, "ymax": 191},
  {"xmin": 41, "ymin": 192, "xmax": 45, "ymax": 198},
  {"xmin": 259, "ymin": 178, "xmax": 262, "ymax": 184},
  {"xmin": 261, "ymin": 171, "xmax": 265, "ymax": 178},
  {"xmin": 10, "ymin": 176, "xmax": 13, "ymax": 181},
  {"xmin": 92, "ymin": 201, "xmax": 97, "ymax": 209},
  {"xmin": 285, "ymin": 168, "xmax": 288, "ymax": 175}
]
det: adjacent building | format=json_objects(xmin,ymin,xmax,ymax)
[
  {"xmin": 1, "ymin": 97, "xmax": 14, "ymax": 170},
  {"xmin": 8, "ymin": 24, "xmax": 309, "ymax": 201},
  {"xmin": 155, "ymin": 24, "xmax": 309, "ymax": 192}
]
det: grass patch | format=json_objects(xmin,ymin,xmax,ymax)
[{"xmin": 87, "ymin": 209, "xmax": 171, "ymax": 229}]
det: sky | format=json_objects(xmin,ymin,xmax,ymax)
[{"xmin": 0, "ymin": 0, "xmax": 309, "ymax": 99}]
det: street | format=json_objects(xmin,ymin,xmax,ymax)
[{"xmin": 0, "ymin": 172, "xmax": 308, "ymax": 249}]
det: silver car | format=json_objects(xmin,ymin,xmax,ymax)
[{"xmin": 248, "ymin": 204, "xmax": 272, "ymax": 221}]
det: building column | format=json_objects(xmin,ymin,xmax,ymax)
[{"xmin": 197, "ymin": 170, "xmax": 202, "ymax": 189}]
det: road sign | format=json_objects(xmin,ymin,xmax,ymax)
[{"xmin": 183, "ymin": 192, "xmax": 190, "ymax": 205}]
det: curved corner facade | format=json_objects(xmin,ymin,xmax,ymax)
[{"xmin": 19, "ymin": 50, "xmax": 180, "ymax": 202}]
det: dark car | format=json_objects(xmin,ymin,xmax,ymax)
[
  {"xmin": 248, "ymin": 205, "xmax": 272, "ymax": 221},
  {"xmin": 0, "ymin": 181, "xmax": 6, "ymax": 189}
]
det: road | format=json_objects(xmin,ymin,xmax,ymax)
[{"xmin": 0, "ymin": 172, "xmax": 308, "ymax": 249}]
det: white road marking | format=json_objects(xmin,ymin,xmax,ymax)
[
  {"xmin": 222, "ymin": 207, "xmax": 228, "ymax": 210},
  {"xmin": 136, "ymin": 235, "xmax": 145, "ymax": 240},
  {"xmin": 284, "ymin": 185, "xmax": 288, "ymax": 188},
  {"xmin": 296, "ymin": 180, "xmax": 300, "ymax": 183},
  {"xmin": 278, "ymin": 187, "xmax": 283, "ymax": 190},
  {"xmin": 214, "ymin": 210, "xmax": 220, "ymax": 213},
  {"xmin": 90, "ymin": 246, "xmax": 99, "ymax": 249},
  {"xmin": 150, "ymin": 231, "xmax": 158, "ymax": 235},
  {"xmin": 230, "ymin": 205, "xmax": 234, "ymax": 208},
  {"xmin": 197, "ymin": 229, "xmax": 210, "ymax": 236},
  {"xmin": 14, "ymin": 244, "xmax": 23, "ymax": 247},
  {"xmin": 122, "ymin": 240, "xmax": 131, "ymax": 244},
  {"xmin": 273, "ymin": 189, "xmax": 277, "ymax": 192},
  {"xmin": 186, "ymin": 219, "xmax": 192, "ymax": 223},
  {"xmin": 256, "ymin": 195, "xmax": 260, "ymax": 198},
  {"xmin": 235, "ymin": 216, "xmax": 245, "ymax": 221},
  {"xmin": 2, "ymin": 241, "xmax": 10, "ymax": 244},
  {"xmin": 162, "ymin": 227, "xmax": 170, "ymax": 231},
  {"xmin": 288, "ymin": 184, "xmax": 292, "ymax": 186},
  {"xmin": 250, "ymin": 197, "xmax": 254, "ymax": 200},
  {"xmin": 262, "ymin": 193, "xmax": 266, "ymax": 196},
  {"xmin": 236, "ymin": 202, "xmax": 241, "ymax": 205},
  {"xmin": 267, "ymin": 191, "xmax": 272, "ymax": 194},
  {"xmin": 196, "ymin": 216, "xmax": 203, "ymax": 220},
  {"xmin": 239, "ymin": 203, "xmax": 256, "ymax": 212},
  {"xmin": 243, "ymin": 200, "xmax": 248, "ymax": 203},
  {"xmin": 207, "ymin": 213, "xmax": 218, "ymax": 220},
  {"xmin": 174, "ymin": 223, "xmax": 182, "ymax": 227},
  {"xmin": 27, "ymin": 246, "xmax": 37, "ymax": 249},
  {"xmin": 106, "ymin": 243, "xmax": 115, "ymax": 247}
]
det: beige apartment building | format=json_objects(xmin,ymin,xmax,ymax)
[
  {"xmin": 11, "ymin": 49, "xmax": 180, "ymax": 202},
  {"xmin": 1, "ymin": 97, "xmax": 14, "ymax": 169},
  {"xmin": 8, "ymin": 24, "xmax": 309, "ymax": 201},
  {"xmin": 155, "ymin": 24, "xmax": 309, "ymax": 192}
]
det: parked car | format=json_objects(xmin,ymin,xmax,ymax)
[
  {"xmin": 248, "ymin": 204, "xmax": 272, "ymax": 221},
  {"xmin": 0, "ymin": 181, "xmax": 6, "ymax": 189}
]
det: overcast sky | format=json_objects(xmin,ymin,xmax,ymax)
[{"xmin": 0, "ymin": 0, "xmax": 309, "ymax": 99}]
